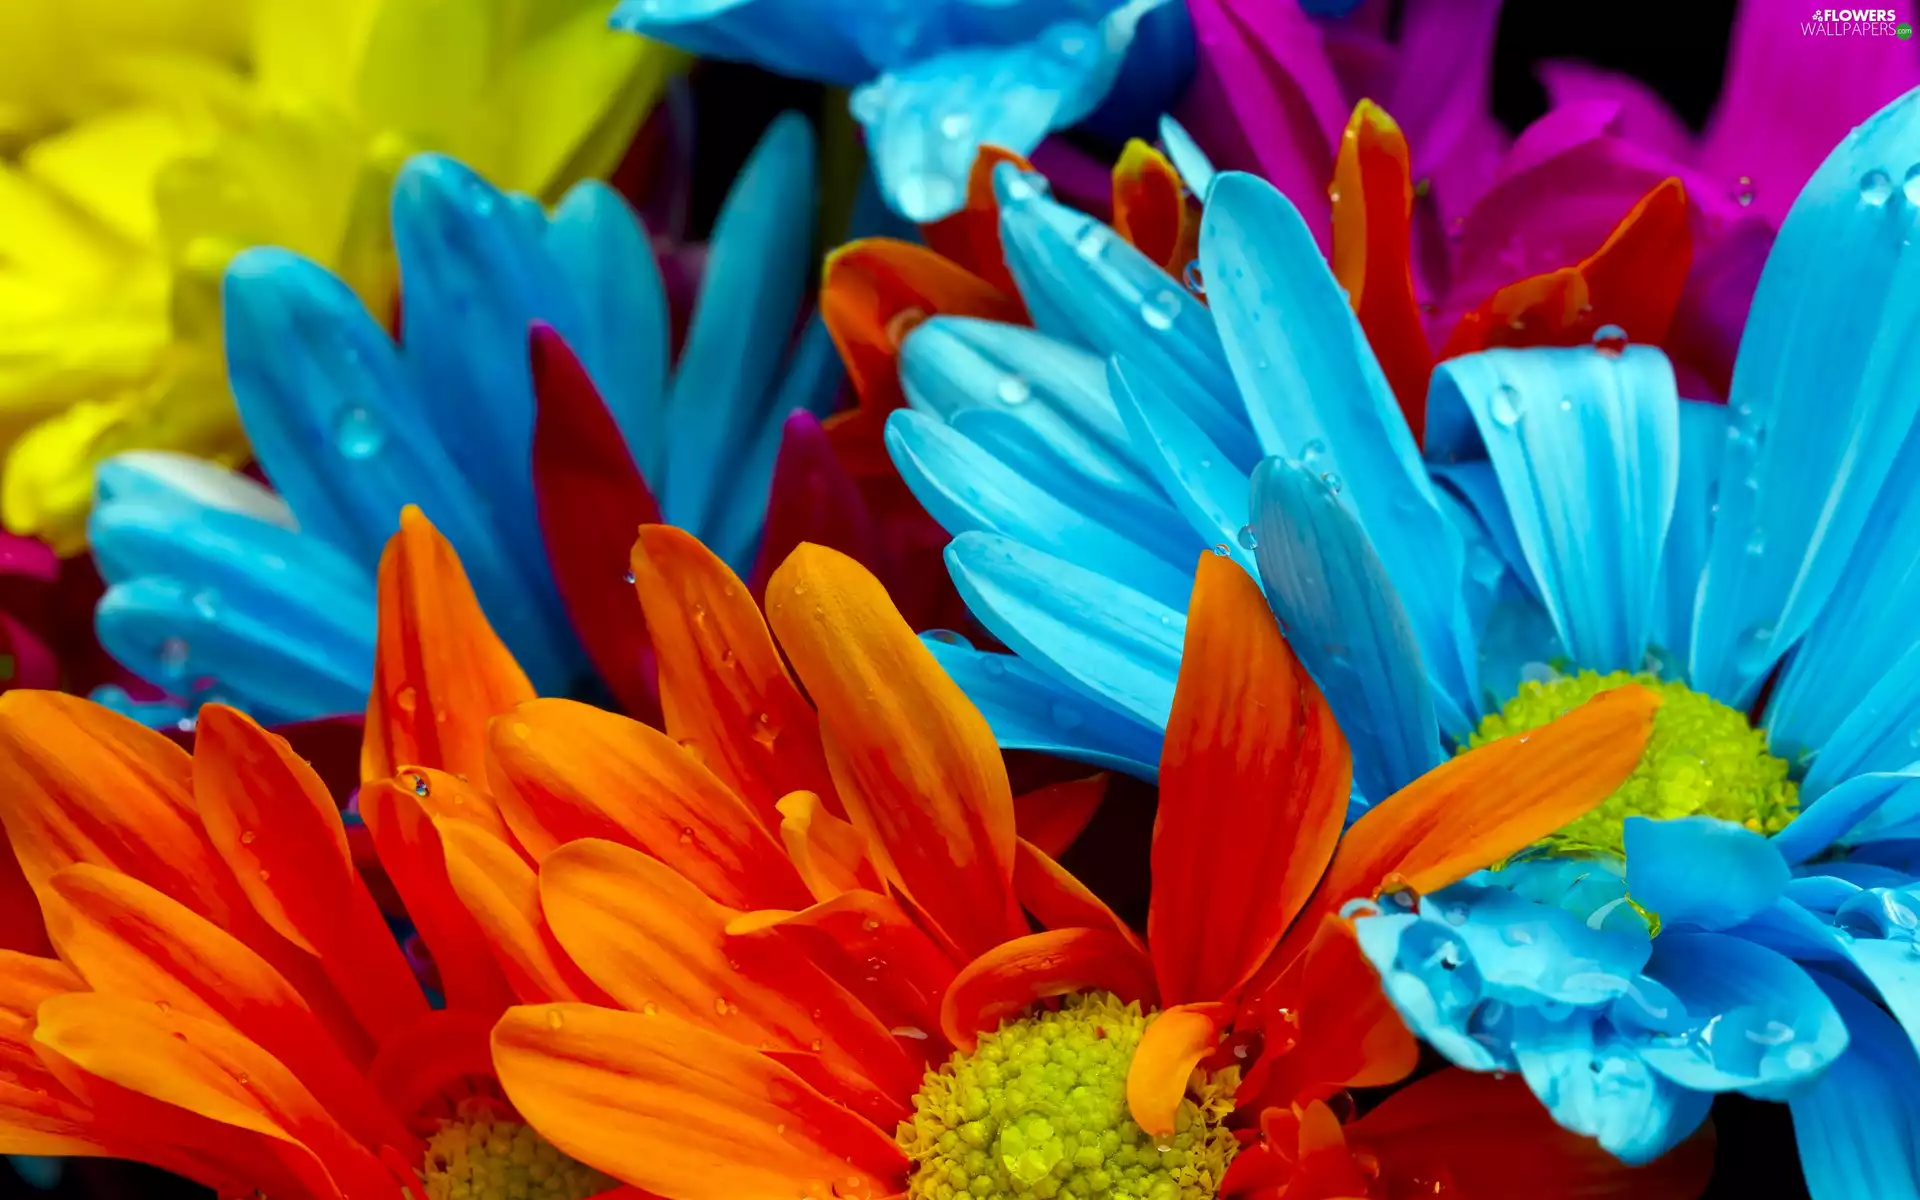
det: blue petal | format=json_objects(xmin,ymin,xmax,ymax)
[
  {"xmin": 886, "ymin": 410, "xmax": 1196, "ymax": 610},
  {"xmin": 1802, "ymin": 641, "xmax": 1920, "ymax": 791},
  {"xmin": 922, "ymin": 636, "xmax": 1162, "ymax": 777},
  {"xmin": 1634, "ymin": 932, "xmax": 1849, "ymax": 1096},
  {"xmin": 1691, "ymin": 89, "xmax": 1920, "ymax": 704},
  {"xmin": 1844, "ymin": 934, "xmax": 1920, "ymax": 1060},
  {"xmin": 1350, "ymin": 909, "xmax": 1516, "ymax": 1073},
  {"xmin": 1078, "ymin": 0, "xmax": 1194, "ymax": 144},
  {"xmin": 1108, "ymin": 356, "xmax": 1255, "ymax": 575},
  {"xmin": 1426, "ymin": 347, "xmax": 1680, "ymax": 674},
  {"xmin": 1654, "ymin": 400, "xmax": 1726, "ymax": 664},
  {"xmin": 94, "ymin": 452, "xmax": 295, "ymax": 531},
  {"xmin": 1429, "ymin": 460, "xmax": 1536, "ymax": 604},
  {"xmin": 544, "ymin": 180, "xmax": 669, "ymax": 484},
  {"xmin": 1775, "ymin": 768, "xmax": 1920, "ymax": 865},
  {"xmin": 87, "ymin": 685, "xmax": 195, "ymax": 732},
  {"xmin": 1249, "ymin": 456, "xmax": 1443, "ymax": 800},
  {"xmin": 609, "ymin": 0, "xmax": 873, "ymax": 85},
  {"xmin": 1789, "ymin": 975, "xmax": 1920, "ymax": 1200},
  {"xmin": 1433, "ymin": 882, "xmax": 1652, "ymax": 1006},
  {"xmin": 1157, "ymin": 114, "xmax": 1215, "ymax": 200},
  {"xmin": 1473, "ymin": 577, "xmax": 1567, "ymax": 719},
  {"xmin": 945, "ymin": 531, "xmax": 1183, "ymax": 729},
  {"xmin": 1625, "ymin": 816, "xmax": 1791, "ymax": 931},
  {"xmin": 1203, "ymin": 171, "xmax": 1477, "ymax": 718},
  {"xmin": 663, "ymin": 113, "xmax": 815, "ymax": 538},
  {"xmin": 994, "ymin": 166, "xmax": 1255, "ymax": 461},
  {"xmin": 1510, "ymin": 1007, "xmax": 1714, "ymax": 1165}
]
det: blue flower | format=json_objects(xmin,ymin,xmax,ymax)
[
  {"xmin": 89, "ymin": 115, "xmax": 839, "ymax": 725},
  {"xmin": 609, "ymin": 0, "xmax": 1194, "ymax": 221},
  {"xmin": 882, "ymin": 82, "xmax": 1920, "ymax": 1191}
]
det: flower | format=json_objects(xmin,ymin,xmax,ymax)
[
  {"xmin": 345, "ymin": 503, "xmax": 1711, "ymax": 1195},
  {"xmin": 865, "ymin": 53, "xmax": 1920, "ymax": 1195},
  {"xmin": 609, "ymin": 0, "xmax": 1196, "ymax": 220},
  {"xmin": 0, "ymin": 0, "xmax": 679, "ymax": 554},
  {"xmin": 87, "ymin": 114, "xmax": 839, "ymax": 726}
]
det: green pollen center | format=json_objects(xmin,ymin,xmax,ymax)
[
  {"xmin": 897, "ymin": 992, "xmax": 1237, "ymax": 1200},
  {"xmin": 1467, "ymin": 669, "xmax": 1799, "ymax": 857},
  {"xmin": 421, "ymin": 1109, "xmax": 613, "ymax": 1200}
]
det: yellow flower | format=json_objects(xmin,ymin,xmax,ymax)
[{"xmin": 0, "ymin": 0, "xmax": 682, "ymax": 553}]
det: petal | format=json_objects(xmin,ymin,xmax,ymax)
[
  {"xmin": 1789, "ymin": 974, "xmax": 1920, "ymax": 1200},
  {"xmin": 1204, "ymin": 171, "xmax": 1477, "ymax": 716},
  {"xmin": 1125, "ymin": 1002, "xmax": 1229, "ymax": 1138},
  {"xmin": 821, "ymin": 237, "xmax": 1023, "ymax": 416},
  {"xmin": 1510, "ymin": 1006, "xmax": 1713, "ymax": 1165},
  {"xmin": 1652, "ymin": 399, "xmax": 1726, "ymax": 657},
  {"xmin": 1012, "ymin": 774, "xmax": 1107, "ymax": 859},
  {"xmin": 0, "ymin": 844, "xmax": 48, "ymax": 957},
  {"xmin": 1012, "ymin": 839, "xmax": 1144, "ymax": 955},
  {"xmin": 1111, "ymin": 139, "xmax": 1193, "ymax": 272},
  {"xmin": 364, "ymin": 1008, "xmax": 496, "ymax": 1133},
  {"xmin": 1332, "ymin": 101, "xmax": 1432, "ymax": 437},
  {"xmin": 777, "ymin": 792, "xmax": 876, "ymax": 903},
  {"xmin": 529, "ymin": 324, "xmax": 661, "ymax": 721},
  {"xmin": 435, "ymin": 819, "xmax": 607, "ymax": 1006},
  {"xmin": 539, "ymin": 839, "xmax": 917, "ymax": 1112},
  {"xmin": 630, "ymin": 524, "xmax": 837, "ymax": 828},
  {"xmin": 362, "ymin": 508, "xmax": 535, "ymax": 785},
  {"xmin": 939, "ymin": 929, "xmax": 1158, "ymax": 1051},
  {"xmin": 193, "ymin": 706, "xmax": 427, "ymax": 1045},
  {"xmin": 1106, "ymin": 357, "xmax": 1253, "ymax": 577},
  {"xmin": 1157, "ymin": 115, "xmax": 1216, "ymax": 200},
  {"xmin": 359, "ymin": 773, "xmax": 519, "ymax": 1016},
  {"xmin": 765, "ymin": 544, "xmax": 1024, "ymax": 959},
  {"xmin": 1691, "ymin": 88, "xmax": 1920, "ymax": 703},
  {"xmin": 42, "ymin": 864, "xmax": 418, "ymax": 1160},
  {"xmin": 1538, "ymin": 60, "xmax": 1696, "ymax": 165},
  {"xmin": 1425, "ymin": 346, "xmax": 1681, "ymax": 673},
  {"xmin": 608, "ymin": 0, "xmax": 870, "ymax": 82},
  {"xmin": 920, "ymin": 145, "xmax": 1033, "ymax": 293},
  {"xmin": 492, "ymin": 1004, "xmax": 906, "ymax": 1200},
  {"xmin": 923, "ymin": 637, "xmax": 1163, "ymax": 776},
  {"xmin": 486, "ymin": 699, "xmax": 808, "ymax": 912},
  {"xmin": 1151, "ymin": 553, "xmax": 1353, "ymax": 1006},
  {"xmin": 745, "ymin": 412, "xmax": 884, "ymax": 608},
  {"xmin": 1625, "ymin": 816, "xmax": 1791, "ymax": 932},
  {"xmin": 1440, "ymin": 178, "xmax": 1692, "ymax": 358}
]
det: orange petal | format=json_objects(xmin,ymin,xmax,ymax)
[
  {"xmin": 1126, "ymin": 1001, "xmax": 1231, "ymax": 1138},
  {"xmin": 919, "ymin": 144, "xmax": 1032, "ymax": 293},
  {"xmin": 435, "ymin": 820, "xmax": 608, "ymax": 1006},
  {"xmin": 492, "ymin": 1003, "xmax": 908, "ymax": 1200},
  {"xmin": 629, "ymin": 524, "xmax": 838, "ymax": 828},
  {"xmin": 1350, "ymin": 1068, "xmax": 1715, "ymax": 1199},
  {"xmin": 766, "ymin": 544, "xmax": 1024, "ymax": 960},
  {"xmin": 0, "ymin": 691, "xmax": 241, "ymax": 928},
  {"xmin": 0, "ymin": 950, "xmax": 83, "ymax": 1103},
  {"xmin": 34, "ymin": 991, "xmax": 395, "ymax": 1200},
  {"xmin": 733, "ymin": 890, "xmax": 958, "ymax": 1043},
  {"xmin": 1012, "ymin": 773, "xmax": 1108, "ymax": 859},
  {"xmin": 1013, "ymin": 838, "xmax": 1145, "ymax": 956},
  {"xmin": 363, "ymin": 507, "xmax": 535, "ymax": 784},
  {"xmin": 1111, "ymin": 139, "xmax": 1195, "ymax": 274},
  {"xmin": 939, "ymin": 929, "xmax": 1158, "ymax": 1052},
  {"xmin": 0, "ymin": 1078, "xmax": 108, "ymax": 1157},
  {"xmin": 1441, "ymin": 178, "xmax": 1691, "ymax": 359},
  {"xmin": 42, "ymin": 863, "xmax": 420, "ymax": 1160},
  {"xmin": 360, "ymin": 773, "xmax": 520, "ymax": 1017},
  {"xmin": 193, "ymin": 705, "xmax": 428, "ymax": 1046},
  {"xmin": 821, "ymin": 238, "xmax": 1026, "ymax": 415},
  {"xmin": 365, "ymin": 1008, "xmax": 497, "ymax": 1135},
  {"xmin": 1236, "ymin": 915, "xmax": 1417, "ymax": 1112},
  {"xmin": 1331, "ymin": 101, "xmax": 1432, "ymax": 440},
  {"xmin": 1150, "ymin": 554, "xmax": 1353, "ymax": 1008},
  {"xmin": 1276, "ymin": 685, "xmax": 1658, "ymax": 972},
  {"xmin": 487, "ymin": 698, "xmax": 809, "ymax": 912},
  {"xmin": 539, "ymin": 839, "xmax": 918, "ymax": 1111},
  {"xmin": 778, "ymin": 791, "xmax": 879, "ymax": 904}
]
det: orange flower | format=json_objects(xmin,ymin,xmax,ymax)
[
  {"xmin": 370, "ymin": 517, "xmax": 1709, "ymax": 1198},
  {"xmin": 0, "ymin": 507, "xmax": 614, "ymax": 1200}
]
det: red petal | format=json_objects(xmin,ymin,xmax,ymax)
[
  {"xmin": 367, "ymin": 1008, "xmax": 500, "ymax": 1134},
  {"xmin": 939, "ymin": 929, "xmax": 1158, "ymax": 1051},
  {"xmin": 530, "ymin": 323, "xmax": 662, "ymax": 723},
  {"xmin": 1111, "ymin": 139, "xmax": 1196, "ymax": 274},
  {"xmin": 1012, "ymin": 839, "xmax": 1144, "ymax": 956},
  {"xmin": 1012, "ymin": 773, "xmax": 1107, "ymax": 859},
  {"xmin": 746, "ymin": 412, "xmax": 883, "ymax": 607},
  {"xmin": 919, "ymin": 144, "xmax": 1034, "ymax": 295}
]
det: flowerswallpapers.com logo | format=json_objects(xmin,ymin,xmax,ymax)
[{"xmin": 1802, "ymin": 7, "xmax": 1912, "ymax": 33}]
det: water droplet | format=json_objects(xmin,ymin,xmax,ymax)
[
  {"xmin": 1140, "ymin": 289, "xmax": 1180, "ymax": 331},
  {"xmin": 1210, "ymin": 542, "xmax": 1230, "ymax": 556},
  {"xmin": 924, "ymin": 628, "xmax": 969, "ymax": 646},
  {"xmin": 999, "ymin": 171, "xmax": 1050, "ymax": 203},
  {"xmin": 159, "ymin": 637, "xmax": 190, "ymax": 673},
  {"xmin": 809, "ymin": 1038, "xmax": 824, "ymax": 1052},
  {"xmin": 1745, "ymin": 528, "xmax": 1766, "ymax": 556},
  {"xmin": 640, "ymin": 1001, "xmax": 658, "ymax": 1016},
  {"xmin": 883, "ymin": 306, "xmax": 927, "ymax": 349},
  {"xmin": 1732, "ymin": 175, "xmax": 1755, "ymax": 207},
  {"xmin": 751, "ymin": 713, "xmax": 778, "ymax": 748},
  {"xmin": 995, "ymin": 375, "xmax": 1032, "ymax": 406},
  {"xmin": 240, "ymin": 830, "xmax": 257, "ymax": 845},
  {"xmin": 1490, "ymin": 384, "xmax": 1524, "ymax": 427},
  {"xmin": 624, "ymin": 569, "xmax": 636, "ymax": 584},
  {"xmin": 1559, "ymin": 397, "xmax": 1574, "ymax": 412},
  {"xmin": 1075, "ymin": 222, "xmax": 1108, "ymax": 261},
  {"xmin": 861, "ymin": 917, "xmax": 881, "ymax": 933},
  {"xmin": 1592, "ymin": 324, "xmax": 1628, "ymax": 356},
  {"xmin": 1862, "ymin": 168, "xmax": 1895, "ymax": 205},
  {"xmin": 1055, "ymin": 31, "xmax": 1091, "ymax": 58},
  {"xmin": 1320, "ymin": 472, "xmax": 1343, "ymax": 494},
  {"xmin": 334, "ymin": 407, "xmax": 386, "ymax": 459},
  {"xmin": 1237, "ymin": 524, "xmax": 1259, "ymax": 551},
  {"xmin": 394, "ymin": 685, "xmax": 418, "ymax": 714},
  {"xmin": 715, "ymin": 997, "xmax": 730, "ymax": 1016},
  {"xmin": 1299, "ymin": 438, "xmax": 1328, "ymax": 468},
  {"xmin": 257, "ymin": 868, "xmax": 271, "ymax": 882},
  {"xmin": 680, "ymin": 827, "xmax": 696, "ymax": 845},
  {"xmin": 891, "ymin": 1026, "xmax": 929, "ymax": 1040},
  {"xmin": 1732, "ymin": 623, "xmax": 1777, "ymax": 675},
  {"xmin": 938, "ymin": 111, "xmax": 971, "ymax": 140},
  {"xmin": 1182, "ymin": 259, "xmax": 1205, "ymax": 295},
  {"xmin": 412, "ymin": 773, "xmax": 430, "ymax": 797},
  {"xmin": 546, "ymin": 1009, "xmax": 565, "ymax": 1030}
]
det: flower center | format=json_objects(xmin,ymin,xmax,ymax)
[
  {"xmin": 897, "ymin": 993, "xmax": 1237, "ymax": 1200},
  {"xmin": 1466, "ymin": 669, "xmax": 1798, "ymax": 857},
  {"xmin": 420, "ymin": 1108, "xmax": 613, "ymax": 1200}
]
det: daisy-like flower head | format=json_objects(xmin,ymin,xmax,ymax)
[
  {"xmin": 857, "ymin": 47, "xmax": 1920, "ymax": 1196},
  {"xmin": 84, "ymin": 114, "xmax": 841, "ymax": 728},
  {"xmin": 311, "ymin": 503, "xmax": 1716, "ymax": 1196},
  {"xmin": 0, "ymin": 0, "xmax": 678, "ymax": 553}
]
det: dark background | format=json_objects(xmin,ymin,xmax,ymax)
[{"xmin": 4, "ymin": 3, "xmax": 1800, "ymax": 1199}]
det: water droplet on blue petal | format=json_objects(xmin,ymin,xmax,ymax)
[
  {"xmin": 1490, "ymin": 385, "xmax": 1524, "ymax": 427},
  {"xmin": 1861, "ymin": 168, "xmax": 1894, "ymax": 205},
  {"xmin": 1140, "ymin": 289, "xmax": 1180, "ymax": 331},
  {"xmin": 334, "ymin": 407, "xmax": 386, "ymax": 459}
]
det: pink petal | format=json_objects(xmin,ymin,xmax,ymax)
[
  {"xmin": 1390, "ymin": 0, "xmax": 1509, "ymax": 225},
  {"xmin": 1538, "ymin": 59, "xmax": 1698, "ymax": 166},
  {"xmin": 748, "ymin": 412, "xmax": 883, "ymax": 601},
  {"xmin": 1668, "ymin": 215, "xmax": 1775, "ymax": 401}
]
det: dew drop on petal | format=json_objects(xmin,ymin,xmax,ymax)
[
  {"xmin": 334, "ymin": 406, "xmax": 387, "ymax": 459},
  {"xmin": 1861, "ymin": 168, "xmax": 1894, "ymax": 206},
  {"xmin": 1490, "ymin": 384, "xmax": 1524, "ymax": 427}
]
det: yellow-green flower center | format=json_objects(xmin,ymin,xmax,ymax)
[
  {"xmin": 898, "ymin": 993, "xmax": 1237, "ymax": 1200},
  {"xmin": 421, "ymin": 1109, "xmax": 613, "ymax": 1200},
  {"xmin": 1466, "ymin": 669, "xmax": 1798, "ymax": 857}
]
